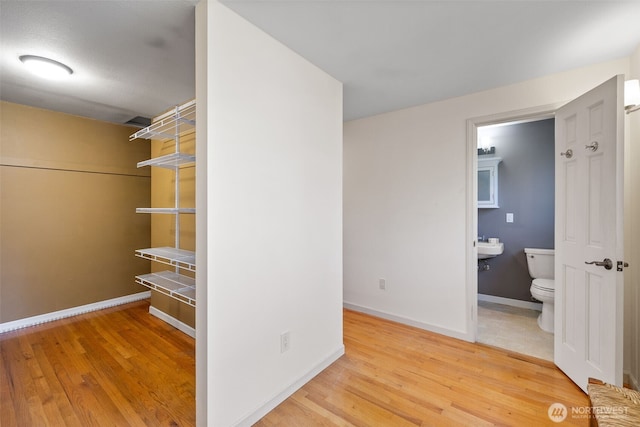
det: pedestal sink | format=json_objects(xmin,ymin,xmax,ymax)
[{"xmin": 478, "ymin": 241, "xmax": 504, "ymax": 259}]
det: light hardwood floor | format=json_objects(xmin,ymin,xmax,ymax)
[
  {"xmin": 257, "ymin": 309, "xmax": 589, "ymax": 426},
  {"xmin": 1, "ymin": 300, "xmax": 195, "ymax": 427},
  {"xmin": 1, "ymin": 301, "xmax": 589, "ymax": 426}
]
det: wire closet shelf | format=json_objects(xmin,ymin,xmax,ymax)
[
  {"xmin": 129, "ymin": 100, "xmax": 196, "ymax": 142},
  {"xmin": 132, "ymin": 99, "xmax": 196, "ymax": 307}
]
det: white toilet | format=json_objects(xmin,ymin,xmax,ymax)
[{"xmin": 524, "ymin": 248, "xmax": 555, "ymax": 333}]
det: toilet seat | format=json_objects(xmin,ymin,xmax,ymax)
[
  {"xmin": 532, "ymin": 278, "xmax": 554, "ymax": 291},
  {"xmin": 531, "ymin": 285, "xmax": 554, "ymax": 301},
  {"xmin": 531, "ymin": 279, "xmax": 555, "ymax": 303}
]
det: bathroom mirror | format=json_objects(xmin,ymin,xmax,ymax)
[{"xmin": 478, "ymin": 157, "xmax": 501, "ymax": 208}]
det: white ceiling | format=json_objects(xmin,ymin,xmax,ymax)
[
  {"xmin": 0, "ymin": 1, "xmax": 196, "ymax": 125},
  {"xmin": 2, "ymin": 1, "xmax": 640, "ymax": 124}
]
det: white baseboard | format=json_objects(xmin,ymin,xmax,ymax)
[
  {"xmin": 0, "ymin": 291, "xmax": 151, "ymax": 334},
  {"xmin": 478, "ymin": 293, "xmax": 542, "ymax": 311},
  {"xmin": 236, "ymin": 345, "xmax": 345, "ymax": 427},
  {"xmin": 343, "ymin": 301, "xmax": 472, "ymax": 342},
  {"xmin": 148, "ymin": 305, "xmax": 196, "ymax": 338}
]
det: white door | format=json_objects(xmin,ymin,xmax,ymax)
[{"xmin": 554, "ymin": 75, "xmax": 625, "ymax": 393}]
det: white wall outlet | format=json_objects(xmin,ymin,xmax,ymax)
[
  {"xmin": 506, "ymin": 213, "xmax": 514, "ymax": 223},
  {"xmin": 379, "ymin": 278, "xmax": 386, "ymax": 290},
  {"xmin": 280, "ymin": 331, "xmax": 290, "ymax": 353}
]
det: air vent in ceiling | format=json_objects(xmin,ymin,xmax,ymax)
[{"xmin": 124, "ymin": 116, "xmax": 152, "ymax": 128}]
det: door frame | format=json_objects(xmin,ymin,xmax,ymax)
[{"xmin": 465, "ymin": 103, "xmax": 563, "ymax": 342}]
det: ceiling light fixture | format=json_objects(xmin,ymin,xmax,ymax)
[
  {"xmin": 625, "ymin": 79, "xmax": 640, "ymax": 114},
  {"xmin": 19, "ymin": 55, "xmax": 73, "ymax": 79}
]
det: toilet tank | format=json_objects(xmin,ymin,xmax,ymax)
[{"xmin": 524, "ymin": 248, "xmax": 555, "ymax": 279}]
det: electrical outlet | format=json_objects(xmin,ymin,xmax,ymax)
[
  {"xmin": 280, "ymin": 331, "xmax": 290, "ymax": 353},
  {"xmin": 379, "ymin": 278, "xmax": 386, "ymax": 290}
]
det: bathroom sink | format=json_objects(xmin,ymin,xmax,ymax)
[{"xmin": 478, "ymin": 241, "xmax": 504, "ymax": 259}]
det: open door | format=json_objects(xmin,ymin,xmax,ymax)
[{"xmin": 554, "ymin": 75, "xmax": 625, "ymax": 392}]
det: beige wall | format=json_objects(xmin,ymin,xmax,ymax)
[
  {"xmin": 0, "ymin": 101, "xmax": 151, "ymax": 323},
  {"xmin": 149, "ymin": 128, "xmax": 196, "ymax": 328}
]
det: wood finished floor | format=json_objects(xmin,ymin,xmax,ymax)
[
  {"xmin": 257, "ymin": 310, "xmax": 589, "ymax": 426},
  {"xmin": 1, "ymin": 300, "xmax": 195, "ymax": 427},
  {"xmin": 1, "ymin": 301, "xmax": 589, "ymax": 426}
]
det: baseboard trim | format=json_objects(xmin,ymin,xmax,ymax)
[
  {"xmin": 148, "ymin": 305, "xmax": 196, "ymax": 338},
  {"xmin": 343, "ymin": 301, "xmax": 472, "ymax": 342},
  {"xmin": 0, "ymin": 291, "xmax": 151, "ymax": 334},
  {"xmin": 236, "ymin": 345, "xmax": 345, "ymax": 427},
  {"xmin": 478, "ymin": 294, "xmax": 542, "ymax": 311}
]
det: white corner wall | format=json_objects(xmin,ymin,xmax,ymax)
[
  {"xmin": 626, "ymin": 44, "xmax": 640, "ymax": 390},
  {"xmin": 196, "ymin": 2, "xmax": 343, "ymax": 426},
  {"xmin": 344, "ymin": 57, "xmax": 631, "ymax": 341}
]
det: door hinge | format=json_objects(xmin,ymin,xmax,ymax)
[{"xmin": 617, "ymin": 261, "xmax": 630, "ymax": 272}]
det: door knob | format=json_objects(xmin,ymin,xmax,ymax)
[
  {"xmin": 560, "ymin": 149, "xmax": 573, "ymax": 158},
  {"xmin": 585, "ymin": 258, "xmax": 613, "ymax": 270},
  {"xmin": 585, "ymin": 141, "xmax": 599, "ymax": 152}
]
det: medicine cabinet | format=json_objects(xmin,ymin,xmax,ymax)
[{"xmin": 478, "ymin": 157, "xmax": 501, "ymax": 209}]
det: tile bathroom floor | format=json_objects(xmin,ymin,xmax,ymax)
[{"xmin": 477, "ymin": 300, "xmax": 554, "ymax": 361}]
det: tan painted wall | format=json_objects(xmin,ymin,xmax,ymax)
[
  {"xmin": 149, "ymin": 128, "xmax": 196, "ymax": 328},
  {"xmin": 0, "ymin": 101, "xmax": 151, "ymax": 323}
]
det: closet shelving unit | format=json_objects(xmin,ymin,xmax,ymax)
[{"xmin": 131, "ymin": 99, "xmax": 196, "ymax": 307}]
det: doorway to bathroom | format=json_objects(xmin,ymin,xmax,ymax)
[
  {"xmin": 473, "ymin": 112, "xmax": 556, "ymax": 361},
  {"xmin": 467, "ymin": 78, "xmax": 626, "ymax": 391}
]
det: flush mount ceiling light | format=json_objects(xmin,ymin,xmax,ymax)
[{"xmin": 19, "ymin": 55, "xmax": 73, "ymax": 79}]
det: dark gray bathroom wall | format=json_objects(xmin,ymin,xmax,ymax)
[{"xmin": 478, "ymin": 118, "xmax": 555, "ymax": 302}]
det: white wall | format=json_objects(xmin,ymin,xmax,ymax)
[
  {"xmin": 195, "ymin": 1, "xmax": 208, "ymax": 425},
  {"xmin": 344, "ymin": 57, "xmax": 631, "ymax": 341},
  {"xmin": 196, "ymin": 2, "xmax": 344, "ymax": 426},
  {"xmin": 626, "ymin": 44, "xmax": 640, "ymax": 390}
]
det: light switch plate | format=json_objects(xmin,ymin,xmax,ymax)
[{"xmin": 506, "ymin": 213, "xmax": 514, "ymax": 223}]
